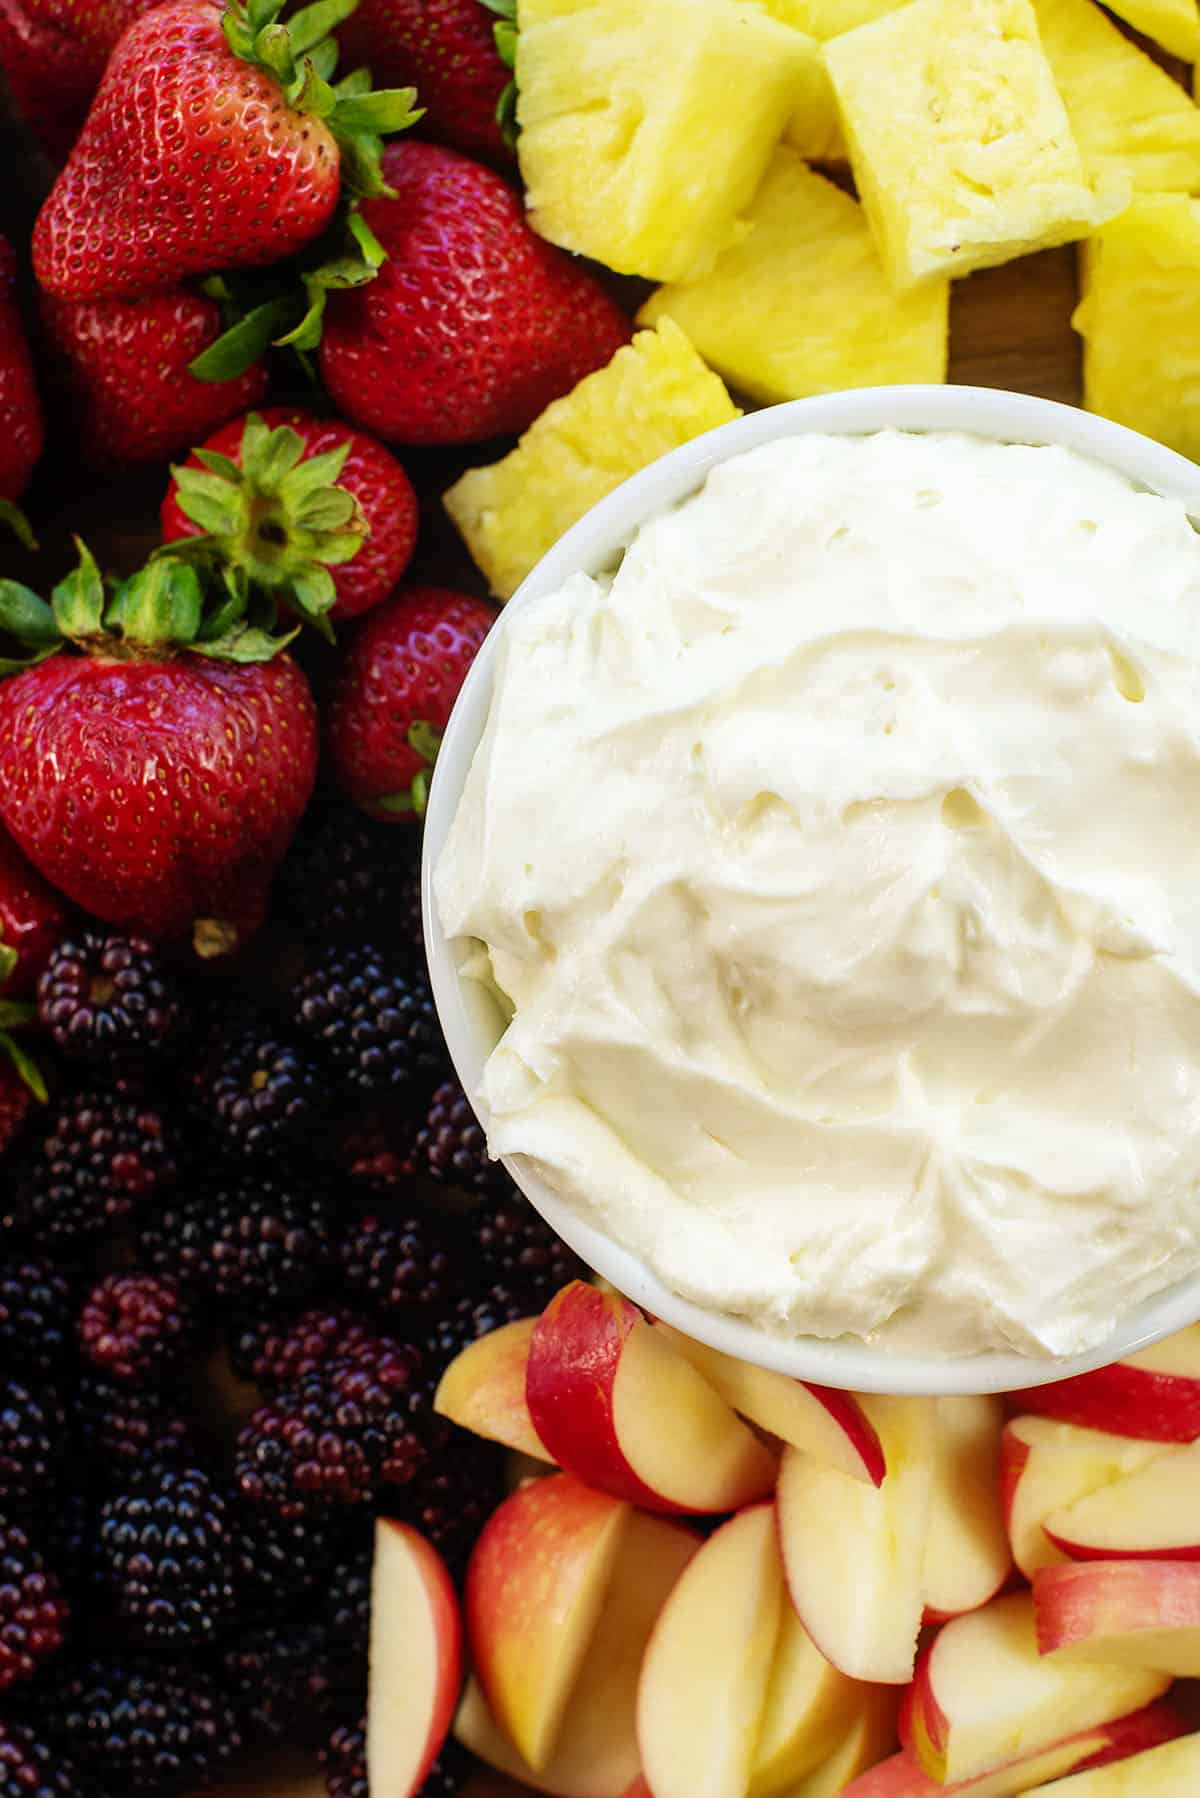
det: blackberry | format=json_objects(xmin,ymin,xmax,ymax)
[
  {"xmin": 0, "ymin": 1378, "xmax": 63, "ymax": 1507},
  {"xmin": 339, "ymin": 1106, "xmax": 419, "ymax": 1197},
  {"xmin": 42, "ymin": 1488, "xmax": 98, "ymax": 1604},
  {"xmin": 235, "ymin": 1342, "xmax": 430, "ymax": 1515},
  {"xmin": 98, "ymin": 1466, "xmax": 235, "ymax": 1647},
  {"xmin": 74, "ymin": 1370, "xmax": 196, "ymax": 1476},
  {"xmin": 228, "ymin": 1306, "xmax": 377, "ymax": 1392},
  {"xmin": 398, "ymin": 1431, "xmax": 503, "ymax": 1580},
  {"xmin": 192, "ymin": 1021, "xmax": 324, "ymax": 1162},
  {"xmin": 292, "ymin": 943, "xmax": 447, "ymax": 1100},
  {"xmin": 0, "ymin": 1722, "xmax": 83, "ymax": 1798},
  {"xmin": 321, "ymin": 1717, "xmax": 366, "ymax": 1798},
  {"xmin": 430, "ymin": 1283, "xmax": 546, "ymax": 1368},
  {"xmin": 232, "ymin": 1499, "xmax": 358, "ymax": 1622},
  {"xmin": 277, "ymin": 807, "xmax": 420, "ymax": 947},
  {"xmin": 78, "ymin": 1271, "xmax": 197, "ymax": 1386},
  {"xmin": 0, "ymin": 1258, "xmax": 76, "ymax": 1378},
  {"xmin": 470, "ymin": 1192, "xmax": 584, "ymax": 1306},
  {"xmin": 323, "ymin": 1533, "xmax": 372, "ymax": 1656},
  {"xmin": 37, "ymin": 928, "xmax": 184, "ymax": 1069},
  {"xmin": 339, "ymin": 1212, "xmax": 464, "ymax": 1317},
  {"xmin": 6, "ymin": 1087, "xmax": 176, "ymax": 1250},
  {"xmin": 415, "ymin": 1080, "xmax": 505, "ymax": 1196},
  {"xmin": 222, "ymin": 1617, "xmax": 355, "ymax": 1747},
  {"xmin": 421, "ymin": 1741, "xmax": 474, "ymax": 1797},
  {"xmin": 0, "ymin": 1520, "xmax": 69, "ymax": 1691},
  {"xmin": 138, "ymin": 1167, "xmax": 333, "ymax": 1308},
  {"xmin": 53, "ymin": 1657, "xmax": 242, "ymax": 1793}
]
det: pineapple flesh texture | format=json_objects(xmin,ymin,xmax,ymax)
[
  {"xmin": 826, "ymin": 0, "xmax": 1127, "ymax": 291},
  {"xmin": 638, "ymin": 149, "xmax": 948, "ymax": 403},
  {"xmin": 1035, "ymin": 0, "xmax": 1200, "ymax": 195},
  {"xmin": 515, "ymin": 0, "xmax": 818, "ymax": 282},
  {"xmin": 1074, "ymin": 195, "xmax": 1200, "ymax": 462},
  {"xmin": 443, "ymin": 320, "xmax": 741, "ymax": 602},
  {"xmin": 742, "ymin": 0, "xmax": 846, "ymax": 160},
  {"xmin": 1104, "ymin": 0, "xmax": 1200, "ymax": 61}
]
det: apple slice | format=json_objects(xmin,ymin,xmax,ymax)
[
  {"xmin": 1036, "ymin": 1733, "xmax": 1200, "ymax": 1793},
  {"xmin": 367, "ymin": 1520, "xmax": 463, "ymax": 1797},
  {"xmin": 904, "ymin": 1591, "xmax": 1171, "ymax": 1784},
  {"xmin": 1043, "ymin": 1440, "xmax": 1200, "ymax": 1562},
  {"xmin": 526, "ymin": 1283, "xmax": 777, "ymax": 1514},
  {"xmin": 457, "ymin": 1512, "xmax": 700, "ymax": 1798},
  {"xmin": 749, "ymin": 1606, "xmax": 861, "ymax": 1797},
  {"xmin": 844, "ymin": 1701, "xmax": 1188, "ymax": 1795},
  {"xmin": 1016, "ymin": 1327, "xmax": 1200, "ymax": 1442},
  {"xmin": 654, "ymin": 1323, "xmax": 884, "ymax": 1487},
  {"xmin": 637, "ymin": 1504, "xmax": 784, "ymax": 1798},
  {"xmin": 434, "ymin": 1318, "xmax": 554, "ymax": 1463},
  {"xmin": 465, "ymin": 1473, "xmax": 629, "ymax": 1770},
  {"xmin": 1035, "ymin": 1558, "xmax": 1200, "ymax": 1674},
  {"xmin": 1001, "ymin": 1418, "xmax": 1170, "ymax": 1580},
  {"xmin": 781, "ymin": 1687, "xmax": 900, "ymax": 1798},
  {"xmin": 923, "ymin": 1397, "xmax": 1011, "ymax": 1622},
  {"xmin": 777, "ymin": 1395, "xmax": 935, "ymax": 1683}
]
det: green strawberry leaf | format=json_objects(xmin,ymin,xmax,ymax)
[
  {"xmin": 51, "ymin": 539, "xmax": 106, "ymax": 642},
  {"xmin": 0, "ymin": 1028, "xmax": 47, "ymax": 1103},
  {"xmin": 0, "ymin": 500, "xmax": 37, "ymax": 552},
  {"xmin": 493, "ymin": 19, "xmax": 516, "ymax": 68},
  {"xmin": 496, "ymin": 78, "xmax": 517, "ymax": 143},
  {"xmin": 479, "ymin": 0, "xmax": 516, "ymax": 16},
  {"xmin": 114, "ymin": 558, "xmax": 204, "ymax": 649},
  {"xmin": 335, "ymin": 88, "xmax": 422, "ymax": 135},
  {"xmin": 288, "ymin": 0, "xmax": 358, "ymax": 55},
  {"xmin": 0, "ymin": 644, "xmax": 59, "ymax": 676},
  {"xmin": 0, "ymin": 581, "xmax": 60, "ymax": 648},
  {"xmin": 191, "ymin": 622, "xmax": 302, "ymax": 663},
  {"xmin": 189, "ymin": 295, "xmax": 303, "ymax": 382}
]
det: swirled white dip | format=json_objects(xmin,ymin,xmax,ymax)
[{"xmin": 436, "ymin": 430, "xmax": 1200, "ymax": 1356}]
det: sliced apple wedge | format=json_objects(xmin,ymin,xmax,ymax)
[
  {"xmin": 526, "ymin": 1283, "xmax": 777, "ymax": 1514},
  {"xmin": 783, "ymin": 1687, "xmax": 900, "ymax": 1797},
  {"xmin": 1017, "ymin": 1327, "xmax": 1200, "ymax": 1442},
  {"xmin": 366, "ymin": 1520, "xmax": 463, "ymax": 1798},
  {"xmin": 1036, "ymin": 1733, "xmax": 1200, "ymax": 1793},
  {"xmin": 749, "ymin": 1606, "xmax": 861, "ymax": 1797},
  {"xmin": 1035, "ymin": 1558, "xmax": 1200, "ymax": 1674},
  {"xmin": 637, "ymin": 1504, "xmax": 784, "ymax": 1798},
  {"xmin": 465, "ymin": 1474, "xmax": 629, "ymax": 1771},
  {"xmin": 777, "ymin": 1395, "xmax": 935, "ymax": 1683},
  {"xmin": 904, "ymin": 1591, "xmax": 1171, "ymax": 1784},
  {"xmin": 1043, "ymin": 1440, "xmax": 1200, "ymax": 1561},
  {"xmin": 923, "ymin": 1397, "xmax": 1011, "ymax": 1622},
  {"xmin": 1001, "ymin": 1418, "xmax": 1170, "ymax": 1580},
  {"xmin": 434, "ymin": 1318, "xmax": 554, "ymax": 1463},
  {"xmin": 457, "ymin": 1512, "xmax": 699, "ymax": 1798},
  {"xmin": 655, "ymin": 1324, "xmax": 885, "ymax": 1486}
]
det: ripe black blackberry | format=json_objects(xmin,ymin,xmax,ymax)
[
  {"xmin": 321, "ymin": 1717, "xmax": 367, "ymax": 1798},
  {"xmin": 0, "ymin": 1721, "xmax": 82, "ymax": 1798},
  {"xmin": 430, "ymin": 1283, "xmax": 548, "ymax": 1368},
  {"xmin": 53, "ymin": 1657, "xmax": 242, "ymax": 1793},
  {"xmin": 399, "ymin": 1430, "xmax": 503, "ymax": 1580},
  {"xmin": 192, "ymin": 1020, "xmax": 324, "ymax": 1162},
  {"xmin": 0, "ymin": 1519, "xmax": 68, "ymax": 1691},
  {"xmin": 292, "ymin": 943, "xmax": 447, "ymax": 1100},
  {"xmin": 416, "ymin": 1079, "xmax": 506, "ymax": 1196},
  {"xmin": 470, "ymin": 1191, "xmax": 584, "ymax": 1306},
  {"xmin": 98, "ymin": 1466, "xmax": 235, "ymax": 1647},
  {"xmin": 338, "ymin": 1106, "xmax": 419, "ymax": 1197},
  {"xmin": 235, "ymin": 1342, "xmax": 430, "ymax": 1515},
  {"xmin": 222, "ymin": 1617, "xmax": 356, "ymax": 1747},
  {"xmin": 277, "ymin": 807, "xmax": 420, "ymax": 947},
  {"xmin": 37, "ymin": 928, "xmax": 185, "ymax": 1070},
  {"xmin": 0, "ymin": 1257, "xmax": 76, "ymax": 1378},
  {"xmin": 339, "ymin": 1211, "xmax": 465, "ymax": 1318},
  {"xmin": 73, "ymin": 1369, "xmax": 197, "ymax": 1477},
  {"xmin": 138, "ymin": 1167, "xmax": 334, "ymax": 1308},
  {"xmin": 232, "ymin": 1498, "xmax": 358, "ymax": 1622},
  {"xmin": 228, "ymin": 1306, "xmax": 378, "ymax": 1392},
  {"xmin": 0, "ymin": 1377, "xmax": 63, "ymax": 1507},
  {"xmin": 6, "ymin": 1087, "xmax": 176, "ymax": 1250},
  {"xmin": 322, "ymin": 1532, "xmax": 372, "ymax": 1656},
  {"xmin": 42, "ymin": 1488, "xmax": 98, "ymax": 1605},
  {"xmin": 78, "ymin": 1271, "xmax": 197, "ymax": 1386}
]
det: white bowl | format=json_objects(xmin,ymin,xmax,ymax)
[{"xmin": 422, "ymin": 385, "xmax": 1200, "ymax": 1396}]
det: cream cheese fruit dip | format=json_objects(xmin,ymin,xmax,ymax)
[{"xmin": 435, "ymin": 428, "xmax": 1200, "ymax": 1358}]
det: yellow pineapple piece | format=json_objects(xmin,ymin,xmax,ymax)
[
  {"xmin": 1074, "ymin": 196, "xmax": 1200, "ymax": 463},
  {"xmin": 1035, "ymin": 0, "xmax": 1200, "ymax": 195},
  {"xmin": 515, "ymin": 0, "xmax": 818, "ymax": 282},
  {"xmin": 638, "ymin": 149, "xmax": 948, "ymax": 403},
  {"xmin": 742, "ymin": 0, "xmax": 845, "ymax": 160},
  {"xmin": 789, "ymin": 0, "xmax": 906, "ymax": 31},
  {"xmin": 1105, "ymin": 0, "xmax": 1199, "ymax": 61},
  {"xmin": 825, "ymin": 0, "xmax": 1127, "ymax": 290},
  {"xmin": 444, "ymin": 321, "xmax": 740, "ymax": 602}
]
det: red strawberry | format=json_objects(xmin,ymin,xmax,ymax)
[
  {"xmin": 337, "ymin": 0, "xmax": 512, "ymax": 164},
  {"xmin": 41, "ymin": 286, "xmax": 267, "ymax": 468},
  {"xmin": 0, "ymin": 548, "xmax": 317, "ymax": 951},
  {"xmin": 0, "ymin": 239, "xmax": 44, "ymax": 505},
  {"xmin": 0, "ymin": 826, "xmax": 68, "ymax": 998},
  {"xmin": 326, "ymin": 585, "xmax": 495, "ymax": 820},
  {"xmin": 32, "ymin": 0, "xmax": 420, "ymax": 304},
  {"xmin": 162, "ymin": 407, "xmax": 419, "ymax": 625},
  {"xmin": 319, "ymin": 140, "xmax": 631, "ymax": 446},
  {"xmin": 0, "ymin": 0, "xmax": 99, "ymax": 160}
]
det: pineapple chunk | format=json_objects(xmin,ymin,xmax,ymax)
[
  {"xmin": 741, "ymin": 0, "xmax": 845, "ymax": 159},
  {"xmin": 1105, "ymin": 0, "xmax": 1200, "ymax": 61},
  {"xmin": 638, "ymin": 150, "xmax": 948, "ymax": 403},
  {"xmin": 1074, "ymin": 196, "xmax": 1200, "ymax": 462},
  {"xmin": 789, "ymin": 0, "xmax": 906, "ymax": 31},
  {"xmin": 515, "ymin": 0, "xmax": 818, "ymax": 282},
  {"xmin": 825, "ymin": 0, "xmax": 1127, "ymax": 290},
  {"xmin": 1035, "ymin": 0, "xmax": 1200, "ymax": 195},
  {"xmin": 444, "ymin": 321, "xmax": 740, "ymax": 602}
]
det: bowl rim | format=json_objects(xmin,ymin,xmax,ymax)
[{"xmin": 422, "ymin": 384, "xmax": 1200, "ymax": 1395}]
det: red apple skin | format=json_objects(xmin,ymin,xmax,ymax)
[
  {"xmin": 1016, "ymin": 1365, "xmax": 1200, "ymax": 1444},
  {"xmin": 898, "ymin": 1639, "xmax": 947, "ymax": 1766},
  {"xmin": 1070, "ymin": 1700, "xmax": 1191, "ymax": 1773},
  {"xmin": 998, "ymin": 1431, "xmax": 1030, "ymax": 1530},
  {"xmin": 1043, "ymin": 1527, "xmax": 1200, "ymax": 1565},
  {"xmin": 1033, "ymin": 1558, "xmax": 1200, "ymax": 1659},
  {"xmin": 807, "ymin": 1381, "xmax": 887, "ymax": 1488},
  {"xmin": 369, "ymin": 1520, "xmax": 463, "ymax": 1797}
]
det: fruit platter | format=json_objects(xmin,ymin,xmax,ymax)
[{"xmin": 9, "ymin": 0, "xmax": 1200, "ymax": 1796}]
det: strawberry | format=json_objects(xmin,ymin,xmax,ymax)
[
  {"xmin": 0, "ymin": 545, "xmax": 317, "ymax": 953},
  {"xmin": 161, "ymin": 407, "xmax": 419, "ymax": 624},
  {"xmin": 0, "ymin": 239, "xmax": 44, "ymax": 507},
  {"xmin": 337, "ymin": 0, "xmax": 513, "ymax": 164},
  {"xmin": 32, "ymin": 0, "xmax": 421, "ymax": 304},
  {"xmin": 326, "ymin": 585, "xmax": 495, "ymax": 820},
  {"xmin": 0, "ymin": 0, "xmax": 99, "ymax": 160},
  {"xmin": 41, "ymin": 286, "xmax": 268, "ymax": 468},
  {"xmin": 319, "ymin": 140, "xmax": 631, "ymax": 446},
  {"xmin": 0, "ymin": 826, "xmax": 68, "ymax": 999}
]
